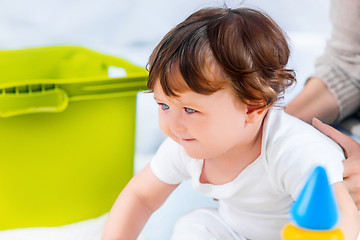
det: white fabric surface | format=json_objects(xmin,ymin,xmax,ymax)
[{"xmin": 0, "ymin": 214, "xmax": 107, "ymax": 240}]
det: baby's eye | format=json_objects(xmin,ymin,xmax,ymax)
[
  {"xmin": 159, "ymin": 103, "xmax": 170, "ymax": 111},
  {"xmin": 184, "ymin": 107, "xmax": 197, "ymax": 114}
]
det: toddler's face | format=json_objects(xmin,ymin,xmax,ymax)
[{"xmin": 153, "ymin": 79, "xmax": 255, "ymax": 160}]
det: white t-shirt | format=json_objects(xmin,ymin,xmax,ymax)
[{"xmin": 150, "ymin": 108, "xmax": 344, "ymax": 240}]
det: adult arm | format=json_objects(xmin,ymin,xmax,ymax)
[
  {"xmin": 102, "ymin": 164, "xmax": 178, "ymax": 240},
  {"xmin": 313, "ymin": 118, "xmax": 360, "ymax": 208},
  {"xmin": 285, "ymin": 77, "xmax": 339, "ymax": 124},
  {"xmin": 286, "ymin": 0, "xmax": 360, "ymax": 124},
  {"xmin": 333, "ymin": 182, "xmax": 360, "ymax": 240}
]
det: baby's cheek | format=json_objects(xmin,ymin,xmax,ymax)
[
  {"xmin": 158, "ymin": 118, "xmax": 168, "ymax": 134},
  {"xmin": 158, "ymin": 118, "xmax": 174, "ymax": 139}
]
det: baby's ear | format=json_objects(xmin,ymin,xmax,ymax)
[{"xmin": 245, "ymin": 105, "xmax": 267, "ymax": 123}]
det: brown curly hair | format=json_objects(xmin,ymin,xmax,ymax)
[{"xmin": 147, "ymin": 7, "xmax": 296, "ymax": 109}]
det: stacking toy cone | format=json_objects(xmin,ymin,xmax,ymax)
[{"xmin": 282, "ymin": 166, "xmax": 344, "ymax": 240}]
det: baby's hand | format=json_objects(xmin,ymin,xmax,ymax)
[{"xmin": 313, "ymin": 118, "xmax": 360, "ymax": 209}]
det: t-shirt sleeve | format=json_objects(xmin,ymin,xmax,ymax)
[
  {"xmin": 268, "ymin": 132, "xmax": 345, "ymax": 200},
  {"xmin": 150, "ymin": 137, "xmax": 191, "ymax": 185}
]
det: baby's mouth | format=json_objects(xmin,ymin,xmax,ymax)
[{"xmin": 181, "ymin": 138, "xmax": 196, "ymax": 142}]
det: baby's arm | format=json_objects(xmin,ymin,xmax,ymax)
[
  {"xmin": 102, "ymin": 164, "xmax": 178, "ymax": 240},
  {"xmin": 333, "ymin": 182, "xmax": 360, "ymax": 240}
]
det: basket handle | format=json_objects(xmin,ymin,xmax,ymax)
[{"xmin": 0, "ymin": 88, "xmax": 69, "ymax": 117}]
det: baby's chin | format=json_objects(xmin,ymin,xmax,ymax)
[
  {"xmin": 182, "ymin": 145, "xmax": 209, "ymax": 160},
  {"xmin": 168, "ymin": 135, "xmax": 211, "ymax": 159}
]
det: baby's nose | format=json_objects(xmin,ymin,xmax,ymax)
[{"xmin": 169, "ymin": 113, "xmax": 187, "ymax": 134}]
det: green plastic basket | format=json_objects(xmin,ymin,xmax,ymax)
[{"xmin": 0, "ymin": 46, "xmax": 148, "ymax": 230}]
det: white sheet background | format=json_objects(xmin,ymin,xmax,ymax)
[{"xmin": 0, "ymin": 0, "xmax": 333, "ymax": 239}]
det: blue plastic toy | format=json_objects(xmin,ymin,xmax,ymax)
[{"xmin": 282, "ymin": 166, "xmax": 344, "ymax": 239}]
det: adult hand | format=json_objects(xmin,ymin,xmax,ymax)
[{"xmin": 313, "ymin": 118, "xmax": 360, "ymax": 209}]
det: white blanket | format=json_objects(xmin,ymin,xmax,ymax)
[{"xmin": 0, "ymin": 214, "xmax": 107, "ymax": 240}]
